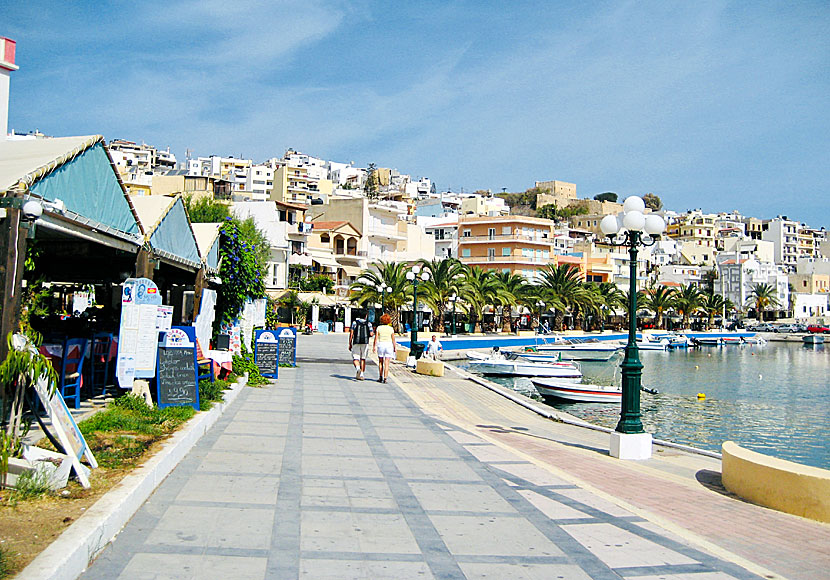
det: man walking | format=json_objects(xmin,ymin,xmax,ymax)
[{"xmin": 349, "ymin": 316, "xmax": 373, "ymax": 380}]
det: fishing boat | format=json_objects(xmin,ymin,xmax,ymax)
[
  {"xmin": 466, "ymin": 351, "xmax": 582, "ymax": 379},
  {"xmin": 652, "ymin": 333, "xmax": 689, "ymax": 348},
  {"xmin": 533, "ymin": 339, "xmax": 623, "ymax": 361},
  {"xmin": 802, "ymin": 334, "xmax": 825, "ymax": 345},
  {"xmin": 531, "ymin": 378, "xmax": 622, "ymax": 403}
]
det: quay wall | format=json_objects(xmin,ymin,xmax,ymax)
[{"xmin": 722, "ymin": 441, "xmax": 830, "ymax": 524}]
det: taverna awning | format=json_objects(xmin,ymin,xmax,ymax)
[
  {"xmin": 0, "ymin": 135, "xmax": 143, "ymax": 251},
  {"xmin": 191, "ymin": 222, "xmax": 222, "ymax": 274},
  {"xmin": 131, "ymin": 196, "xmax": 201, "ymax": 271}
]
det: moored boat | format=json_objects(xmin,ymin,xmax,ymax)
[
  {"xmin": 802, "ymin": 334, "xmax": 825, "ymax": 345},
  {"xmin": 534, "ymin": 339, "xmax": 623, "ymax": 361},
  {"xmin": 466, "ymin": 351, "xmax": 583, "ymax": 378},
  {"xmin": 531, "ymin": 378, "xmax": 621, "ymax": 403}
]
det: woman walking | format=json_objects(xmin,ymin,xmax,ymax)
[{"xmin": 373, "ymin": 314, "xmax": 397, "ymax": 383}]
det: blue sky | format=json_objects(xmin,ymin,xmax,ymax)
[{"xmin": 5, "ymin": 1, "xmax": 829, "ymax": 226}]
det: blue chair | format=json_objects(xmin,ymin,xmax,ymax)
[
  {"xmin": 90, "ymin": 332, "xmax": 113, "ymax": 396},
  {"xmin": 196, "ymin": 340, "xmax": 215, "ymax": 384},
  {"xmin": 60, "ymin": 338, "xmax": 88, "ymax": 409}
]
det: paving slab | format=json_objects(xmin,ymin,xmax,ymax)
[{"xmin": 78, "ymin": 333, "xmax": 816, "ymax": 580}]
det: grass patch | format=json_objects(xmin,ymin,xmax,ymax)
[
  {"xmin": 199, "ymin": 378, "xmax": 233, "ymax": 411},
  {"xmin": 78, "ymin": 395, "xmax": 196, "ymax": 469},
  {"xmin": 0, "ymin": 544, "xmax": 12, "ymax": 579},
  {"xmin": 6, "ymin": 469, "xmax": 52, "ymax": 504}
]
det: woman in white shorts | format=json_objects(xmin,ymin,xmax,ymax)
[{"xmin": 373, "ymin": 314, "xmax": 397, "ymax": 383}]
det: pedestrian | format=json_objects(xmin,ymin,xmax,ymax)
[
  {"xmin": 349, "ymin": 315, "xmax": 373, "ymax": 380},
  {"xmin": 425, "ymin": 334, "xmax": 443, "ymax": 360},
  {"xmin": 373, "ymin": 313, "xmax": 396, "ymax": 383}
]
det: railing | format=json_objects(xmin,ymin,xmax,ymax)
[
  {"xmin": 461, "ymin": 256, "xmax": 552, "ymax": 264},
  {"xmin": 461, "ymin": 233, "xmax": 551, "ymax": 243}
]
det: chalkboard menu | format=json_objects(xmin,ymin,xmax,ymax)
[
  {"xmin": 254, "ymin": 330, "xmax": 279, "ymax": 379},
  {"xmin": 156, "ymin": 327, "xmax": 200, "ymax": 410},
  {"xmin": 278, "ymin": 327, "xmax": 297, "ymax": 367}
]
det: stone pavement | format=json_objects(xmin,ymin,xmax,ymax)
[{"xmin": 79, "ymin": 334, "xmax": 823, "ymax": 579}]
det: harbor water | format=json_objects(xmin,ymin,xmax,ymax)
[{"xmin": 461, "ymin": 341, "xmax": 830, "ymax": 470}]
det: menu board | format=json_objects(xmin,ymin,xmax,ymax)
[
  {"xmin": 254, "ymin": 329, "xmax": 279, "ymax": 379},
  {"xmin": 278, "ymin": 327, "xmax": 297, "ymax": 367},
  {"xmin": 116, "ymin": 277, "xmax": 163, "ymax": 388},
  {"xmin": 156, "ymin": 327, "xmax": 200, "ymax": 409}
]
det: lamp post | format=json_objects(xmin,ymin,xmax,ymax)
[
  {"xmin": 536, "ymin": 300, "xmax": 545, "ymax": 333},
  {"xmin": 406, "ymin": 264, "xmax": 430, "ymax": 359},
  {"xmin": 375, "ymin": 282, "xmax": 388, "ymax": 311},
  {"xmin": 599, "ymin": 196, "xmax": 665, "ymax": 459},
  {"xmin": 449, "ymin": 293, "xmax": 457, "ymax": 336}
]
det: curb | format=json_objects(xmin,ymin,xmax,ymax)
[{"xmin": 17, "ymin": 375, "xmax": 249, "ymax": 580}]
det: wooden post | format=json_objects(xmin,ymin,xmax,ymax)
[
  {"xmin": 0, "ymin": 208, "xmax": 29, "ymax": 361},
  {"xmin": 135, "ymin": 246, "xmax": 154, "ymax": 280},
  {"xmin": 192, "ymin": 267, "xmax": 207, "ymax": 323}
]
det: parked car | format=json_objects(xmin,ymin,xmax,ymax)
[
  {"xmin": 747, "ymin": 323, "xmax": 775, "ymax": 332},
  {"xmin": 773, "ymin": 324, "xmax": 800, "ymax": 333},
  {"xmin": 806, "ymin": 324, "xmax": 830, "ymax": 333}
]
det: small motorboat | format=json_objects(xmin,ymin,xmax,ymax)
[
  {"xmin": 652, "ymin": 333, "xmax": 689, "ymax": 348},
  {"xmin": 466, "ymin": 350, "xmax": 582, "ymax": 378},
  {"xmin": 742, "ymin": 336, "xmax": 767, "ymax": 345},
  {"xmin": 802, "ymin": 334, "xmax": 825, "ymax": 345},
  {"xmin": 691, "ymin": 336, "xmax": 723, "ymax": 346},
  {"xmin": 533, "ymin": 339, "xmax": 623, "ymax": 361},
  {"xmin": 531, "ymin": 378, "xmax": 621, "ymax": 403}
]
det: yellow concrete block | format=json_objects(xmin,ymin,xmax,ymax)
[
  {"xmin": 416, "ymin": 359, "xmax": 444, "ymax": 377},
  {"xmin": 395, "ymin": 345, "xmax": 410, "ymax": 363},
  {"xmin": 722, "ymin": 441, "xmax": 830, "ymax": 523}
]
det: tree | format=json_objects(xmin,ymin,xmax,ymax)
[
  {"xmin": 184, "ymin": 195, "xmax": 231, "ymax": 223},
  {"xmin": 747, "ymin": 283, "xmax": 780, "ymax": 322},
  {"xmin": 673, "ymin": 284, "xmax": 705, "ymax": 329},
  {"xmin": 364, "ymin": 163, "xmax": 379, "ymax": 199},
  {"xmin": 215, "ymin": 217, "xmax": 269, "ymax": 334},
  {"xmin": 349, "ymin": 261, "xmax": 411, "ymax": 331},
  {"xmin": 641, "ymin": 285, "xmax": 677, "ymax": 329},
  {"xmin": 595, "ymin": 282, "xmax": 626, "ymax": 330},
  {"xmin": 538, "ymin": 264, "xmax": 583, "ymax": 330},
  {"xmin": 419, "ymin": 258, "xmax": 465, "ymax": 332},
  {"xmin": 460, "ymin": 267, "xmax": 503, "ymax": 332},
  {"xmin": 493, "ymin": 271, "xmax": 528, "ymax": 332},
  {"xmin": 643, "ymin": 193, "xmax": 662, "ymax": 211},
  {"xmin": 701, "ymin": 292, "xmax": 727, "ymax": 330},
  {"xmin": 593, "ymin": 192, "xmax": 618, "ymax": 203}
]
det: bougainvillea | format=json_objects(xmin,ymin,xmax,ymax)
[{"xmin": 215, "ymin": 217, "xmax": 269, "ymax": 333}]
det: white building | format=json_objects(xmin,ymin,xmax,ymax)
[
  {"xmin": 418, "ymin": 215, "xmax": 459, "ymax": 259},
  {"xmin": 792, "ymin": 293, "xmax": 828, "ymax": 320},
  {"xmin": 761, "ymin": 216, "xmax": 799, "ymax": 272},
  {"xmin": 716, "ymin": 256, "xmax": 789, "ymax": 317}
]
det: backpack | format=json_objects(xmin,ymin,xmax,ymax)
[{"xmin": 352, "ymin": 319, "xmax": 372, "ymax": 344}]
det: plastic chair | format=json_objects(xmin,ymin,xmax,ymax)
[
  {"xmin": 90, "ymin": 332, "xmax": 113, "ymax": 395},
  {"xmin": 60, "ymin": 338, "xmax": 88, "ymax": 409}
]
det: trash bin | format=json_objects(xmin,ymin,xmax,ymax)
[{"xmin": 410, "ymin": 342, "xmax": 426, "ymax": 360}]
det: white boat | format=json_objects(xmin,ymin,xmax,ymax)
[
  {"xmin": 742, "ymin": 336, "xmax": 767, "ymax": 345},
  {"xmin": 652, "ymin": 333, "xmax": 689, "ymax": 348},
  {"xmin": 534, "ymin": 339, "xmax": 623, "ymax": 361},
  {"xmin": 514, "ymin": 349, "xmax": 621, "ymax": 363},
  {"xmin": 466, "ymin": 351, "xmax": 582, "ymax": 378},
  {"xmin": 802, "ymin": 334, "xmax": 825, "ymax": 345},
  {"xmin": 691, "ymin": 336, "xmax": 723, "ymax": 346},
  {"xmin": 531, "ymin": 378, "xmax": 622, "ymax": 403}
]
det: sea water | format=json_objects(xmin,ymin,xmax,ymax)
[{"xmin": 461, "ymin": 341, "xmax": 830, "ymax": 470}]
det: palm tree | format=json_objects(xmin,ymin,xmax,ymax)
[
  {"xmin": 673, "ymin": 284, "xmax": 705, "ymax": 329},
  {"xmin": 460, "ymin": 267, "xmax": 503, "ymax": 332},
  {"xmin": 349, "ymin": 261, "xmax": 411, "ymax": 331},
  {"xmin": 701, "ymin": 292, "xmax": 728, "ymax": 330},
  {"xmin": 538, "ymin": 264, "xmax": 583, "ymax": 331},
  {"xmin": 493, "ymin": 271, "xmax": 527, "ymax": 332},
  {"xmin": 418, "ymin": 258, "xmax": 465, "ymax": 332},
  {"xmin": 640, "ymin": 285, "xmax": 677, "ymax": 330},
  {"xmin": 747, "ymin": 283, "xmax": 780, "ymax": 322},
  {"xmin": 595, "ymin": 282, "xmax": 626, "ymax": 330}
]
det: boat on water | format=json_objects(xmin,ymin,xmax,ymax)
[
  {"xmin": 802, "ymin": 334, "xmax": 825, "ymax": 345},
  {"xmin": 466, "ymin": 351, "xmax": 582, "ymax": 379},
  {"xmin": 515, "ymin": 348, "xmax": 621, "ymax": 363},
  {"xmin": 533, "ymin": 339, "xmax": 623, "ymax": 361},
  {"xmin": 691, "ymin": 336, "xmax": 723, "ymax": 346},
  {"xmin": 742, "ymin": 336, "xmax": 767, "ymax": 345},
  {"xmin": 531, "ymin": 378, "xmax": 621, "ymax": 403}
]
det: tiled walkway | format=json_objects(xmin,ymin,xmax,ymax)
[{"xmin": 82, "ymin": 335, "xmax": 774, "ymax": 579}]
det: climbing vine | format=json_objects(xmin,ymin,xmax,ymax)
[{"xmin": 214, "ymin": 217, "xmax": 269, "ymax": 333}]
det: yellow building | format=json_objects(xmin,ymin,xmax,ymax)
[
  {"xmin": 457, "ymin": 215, "xmax": 557, "ymax": 281},
  {"xmin": 789, "ymin": 273, "xmax": 830, "ymax": 294},
  {"xmin": 307, "ymin": 220, "xmax": 363, "ymax": 289},
  {"xmin": 271, "ymin": 163, "xmax": 333, "ymax": 204}
]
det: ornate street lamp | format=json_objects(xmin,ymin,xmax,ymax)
[
  {"xmin": 406, "ymin": 264, "xmax": 430, "ymax": 361},
  {"xmin": 374, "ymin": 281, "xmax": 389, "ymax": 311},
  {"xmin": 536, "ymin": 300, "xmax": 545, "ymax": 332},
  {"xmin": 449, "ymin": 293, "xmax": 457, "ymax": 336},
  {"xmin": 599, "ymin": 196, "xmax": 665, "ymax": 459}
]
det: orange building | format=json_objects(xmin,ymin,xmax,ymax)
[{"xmin": 457, "ymin": 216, "xmax": 558, "ymax": 280}]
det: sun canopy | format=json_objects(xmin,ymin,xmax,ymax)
[
  {"xmin": 132, "ymin": 196, "xmax": 201, "ymax": 270},
  {"xmin": 191, "ymin": 223, "xmax": 222, "ymax": 273}
]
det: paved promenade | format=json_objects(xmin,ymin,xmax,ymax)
[{"xmin": 81, "ymin": 334, "xmax": 828, "ymax": 579}]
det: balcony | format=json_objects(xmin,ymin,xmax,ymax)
[
  {"xmin": 460, "ymin": 233, "xmax": 551, "ymax": 244},
  {"xmin": 461, "ymin": 255, "xmax": 553, "ymax": 265},
  {"xmin": 369, "ymin": 225, "xmax": 405, "ymax": 240}
]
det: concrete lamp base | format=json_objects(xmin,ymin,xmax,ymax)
[{"xmin": 610, "ymin": 431, "xmax": 653, "ymax": 460}]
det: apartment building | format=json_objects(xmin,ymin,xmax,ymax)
[
  {"xmin": 271, "ymin": 150, "xmax": 333, "ymax": 204},
  {"xmin": 307, "ymin": 221, "xmax": 365, "ymax": 292},
  {"xmin": 716, "ymin": 256, "xmax": 789, "ymax": 315},
  {"xmin": 761, "ymin": 216, "xmax": 799, "ymax": 271},
  {"xmin": 419, "ymin": 215, "xmax": 458, "ymax": 259},
  {"xmin": 245, "ymin": 163, "xmax": 275, "ymax": 198},
  {"xmin": 666, "ymin": 210, "xmax": 717, "ymax": 249},
  {"xmin": 457, "ymin": 215, "xmax": 556, "ymax": 281},
  {"xmin": 187, "ymin": 155, "xmax": 251, "ymax": 192},
  {"xmin": 459, "ymin": 194, "xmax": 509, "ymax": 217}
]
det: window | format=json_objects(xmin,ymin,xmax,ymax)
[
  {"xmin": 462, "ymin": 229, "xmax": 471, "ymax": 238},
  {"xmin": 461, "ymin": 248, "xmax": 471, "ymax": 258},
  {"xmin": 488, "ymin": 248, "xmax": 496, "ymax": 259},
  {"xmin": 502, "ymin": 247, "xmax": 511, "ymax": 256},
  {"xmin": 502, "ymin": 226, "xmax": 512, "ymax": 235},
  {"xmin": 320, "ymin": 234, "xmax": 330, "ymax": 243},
  {"xmin": 488, "ymin": 228, "xmax": 496, "ymax": 239}
]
